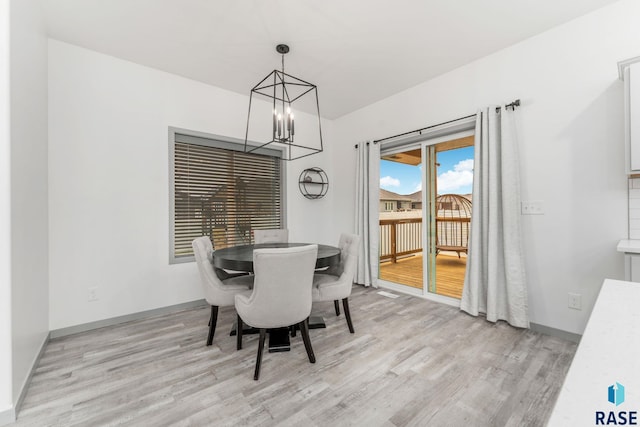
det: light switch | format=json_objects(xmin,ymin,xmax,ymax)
[{"xmin": 521, "ymin": 200, "xmax": 544, "ymax": 215}]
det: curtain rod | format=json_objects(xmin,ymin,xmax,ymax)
[{"xmin": 364, "ymin": 98, "xmax": 520, "ymax": 145}]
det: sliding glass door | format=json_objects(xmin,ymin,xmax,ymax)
[
  {"xmin": 422, "ymin": 136, "xmax": 474, "ymax": 299},
  {"xmin": 378, "ymin": 125, "xmax": 474, "ymax": 302},
  {"xmin": 379, "ymin": 147, "xmax": 424, "ymax": 290}
]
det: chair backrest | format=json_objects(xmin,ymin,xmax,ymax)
[
  {"xmin": 192, "ymin": 236, "xmax": 238, "ymax": 306},
  {"xmin": 254, "ymin": 229, "xmax": 289, "ymax": 244},
  {"xmin": 326, "ymin": 233, "xmax": 360, "ymax": 281},
  {"xmin": 240, "ymin": 245, "xmax": 318, "ymax": 329},
  {"xmin": 338, "ymin": 233, "xmax": 360, "ymax": 280}
]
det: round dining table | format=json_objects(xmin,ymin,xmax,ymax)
[
  {"xmin": 212, "ymin": 242, "xmax": 341, "ymax": 273},
  {"xmin": 212, "ymin": 242, "xmax": 341, "ymax": 353}
]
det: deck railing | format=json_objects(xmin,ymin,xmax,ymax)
[
  {"xmin": 380, "ymin": 216, "xmax": 471, "ymax": 263},
  {"xmin": 379, "ymin": 218, "xmax": 422, "ymax": 263}
]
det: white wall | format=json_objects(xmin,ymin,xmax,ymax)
[
  {"xmin": 0, "ymin": 0, "xmax": 13, "ymax": 421},
  {"xmin": 48, "ymin": 40, "xmax": 334, "ymax": 329},
  {"xmin": 8, "ymin": 0, "xmax": 49, "ymax": 417},
  {"xmin": 333, "ymin": 0, "xmax": 639, "ymax": 335},
  {"xmin": 285, "ymin": 119, "xmax": 335, "ymax": 246},
  {"xmin": 47, "ymin": 0, "xmax": 638, "ymax": 338}
]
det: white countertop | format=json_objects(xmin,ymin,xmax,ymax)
[
  {"xmin": 617, "ymin": 239, "xmax": 640, "ymax": 253},
  {"xmin": 548, "ymin": 279, "xmax": 640, "ymax": 425}
]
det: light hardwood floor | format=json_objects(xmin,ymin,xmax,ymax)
[{"xmin": 13, "ymin": 286, "xmax": 576, "ymax": 427}]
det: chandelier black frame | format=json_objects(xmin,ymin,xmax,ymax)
[{"xmin": 244, "ymin": 44, "xmax": 323, "ymax": 161}]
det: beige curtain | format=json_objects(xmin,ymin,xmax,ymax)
[{"xmin": 460, "ymin": 106, "xmax": 529, "ymax": 328}]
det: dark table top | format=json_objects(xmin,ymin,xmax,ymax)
[{"xmin": 213, "ymin": 242, "xmax": 340, "ymax": 273}]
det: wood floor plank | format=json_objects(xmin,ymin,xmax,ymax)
[{"xmin": 12, "ymin": 286, "xmax": 576, "ymax": 427}]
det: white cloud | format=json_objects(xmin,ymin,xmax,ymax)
[
  {"xmin": 454, "ymin": 159, "xmax": 474, "ymax": 172},
  {"xmin": 414, "ymin": 182, "xmax": 422, "ymax": 192},
  {"xmin": 437, "ymin": 159, "xmax": 474, "ymax": 192},
  {"xmin": 380, "ymin": 176, "xmax": 400, "ymax": 188}
]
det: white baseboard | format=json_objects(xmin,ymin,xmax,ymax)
[
  {"xmin": 0, "ymin": 406, "xmax": 15, "ymax": 426},
  {"xmin": 50, "ymin": 299, "xmax": 207, "ymax": 338},
  {"xmin": 0, "ymin": 332, "xmax": 49, "ymax": 426},
  {"xmin": 530, "ymin": 322, "xmax": 581, "ymax": 343},
  {"xmin": 13, "ymin": 332, "xmax": 49, "ymax": 420},
  {"xmin": 376, "ymin": 280, "xmax": 581, "ymax": 343},
  {"xmin": 377, "ymin": 279, "xmax": 461, "ymax": 307}
]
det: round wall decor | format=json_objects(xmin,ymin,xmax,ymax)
[{"xmin": 298, "ymin": 167, "xmax": 328, "ymax": 199}]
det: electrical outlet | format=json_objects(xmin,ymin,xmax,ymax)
[
  {"xmin": 568, "ymin": 293, "xmax": 582, "ymax": 310},
  {"xmin": 88, "ymin": 287, "xmax": 99, "ymax": 302},
  {"xmin": 521, "ymin": 200, "xmax": 544, "ymax": 215}
]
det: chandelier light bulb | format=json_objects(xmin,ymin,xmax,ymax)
[
  {"xmin": 272, "ymin": 109, "xmax": 277, "ymax": 135},
  {"xmin": 277, "ymin": 113, "xmax": 283, "ymax": 137},
  {"xmin": 286, "ymin": 107, "xmax": 293, "ymax": 134}
]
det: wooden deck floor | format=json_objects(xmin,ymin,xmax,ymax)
[{"xmin": 379, "ymin": 253, "xmax": 466, "ymax": 299}]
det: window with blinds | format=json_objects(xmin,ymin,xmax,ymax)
[{"xmin": 171, "ymin": 131, "xmax": 283, "ymax": 262}]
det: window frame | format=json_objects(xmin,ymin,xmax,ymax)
[{"xmin": 168, "ymin": 127, "xmax": 287, "ymax": 264}]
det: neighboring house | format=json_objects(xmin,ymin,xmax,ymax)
[
  {"xmin": 408, "ymin": 190, "xmax": 422, "ymax": 210},
  {"xmin": 379, "ymin": 189, "xmax": 413, "ymax": 212}
]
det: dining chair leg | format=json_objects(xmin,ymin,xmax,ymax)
[
  {"xmin": 299, "ymin": 319, "xmax": 316, "ymax": 364},
  {"xmin": 290, "ymin": 324, "xmax": 297, "ymax": 337},
  {"xmin": 207, "ymin": 305, "xmax": 219, "ymax": 346},
  {"xmin": 334, "ymin": 300, "xmax": 341, "ymax": 316},
  {"xmin": 254, "ymin": 329, "xmax": 267, "ymax": 380},
  {"xmin": 342, "ymin": 298, "xmax": 354, "ymax": 333},
  {"xmin": 236, "ymin": 315, "xmax": 243, "ymax": 350}
]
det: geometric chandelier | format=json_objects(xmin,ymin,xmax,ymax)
[{"xmin": 244, "ymin": 44, "xmax": 323, "ymax": 161}]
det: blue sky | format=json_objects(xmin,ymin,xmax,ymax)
[{"xmin": 380, "ymin": 146, "xmax": 474, "ymax": 195}]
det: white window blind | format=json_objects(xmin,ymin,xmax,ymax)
[{"xmin": 171, "ymin": 132, "xmax": 283, "ymax": 261}]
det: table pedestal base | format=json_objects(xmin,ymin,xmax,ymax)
[
  {"xmin": 308, "ymin": 315, "xmax": 326, "ymax": 329},
  {"xmin": 267, "ymin": 328, "xmax": 290, "ymax": 353}
]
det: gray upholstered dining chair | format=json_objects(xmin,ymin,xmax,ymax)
[
  {"xmin": 235, "ymin": 245, "xmax": 318, "ymax": 380},
  {"xmin": 254, "ymin": 228, "xmax": 289, "ymax": 244},
  {"xmin": 192, "ymin": 236, "xmax": 254, "ymax": 346},
  {"xmin": 312, "ymin": 233, "xmax": 360, "ymax": 333}
]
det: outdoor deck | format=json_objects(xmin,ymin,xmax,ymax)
[{"xmin": 379, "ymin": 253, "xmax": 466, "ymax": 299}]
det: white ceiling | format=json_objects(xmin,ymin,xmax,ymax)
[{"xmin": 45, "ymin": 0, "xmax": 621, "ymax": 119}]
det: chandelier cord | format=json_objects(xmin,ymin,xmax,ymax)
[{"xmin": 280, "ymin": 53, "xmax": 285, "ymax": 142}]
